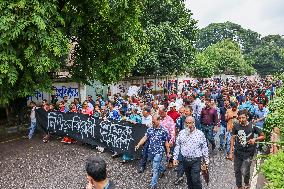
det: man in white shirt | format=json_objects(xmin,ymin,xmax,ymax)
[
  {"xmin": 142, "ymin": 108, "xmax": 153, "ymax": 127},
  {"xmin": 173, "ymin": 116, "xmax": 209, "ymax": 189},
  {"xmin": 175, "ymin": 93, "xmax": 184, "ymax": 111}
]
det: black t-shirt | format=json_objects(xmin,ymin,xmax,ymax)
[{"xmin": 232, "ymin": 122, "xmax": 262, "ymax": 158}]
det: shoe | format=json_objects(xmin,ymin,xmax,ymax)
[
  {"xmin": 173, "ymin": 177, "xmax": 184, "ymax": 185},
  {"xmin": 244, "ymin": 184, "xmax": 250, "ymax": 189},
  {"xmin": 212, "ymin": 142, "xmax": 216, "ymax": 151},
  {"xmin": 111, "ymin": 152, "xmax": 119, "ymax": 158},
  {"xmin": 120, "ymin": 160, "xmax": 128, "ymax": 164},
  {"xmin": 96, "ymin": 146, "xmax": 105, "ymax": 153},
  {"xmin": 167, "ymin": 162, "xmax": 173, "ymax": 169},
  {"xmin": 159, "ymin": 170, "xmax": 166, "ymax": 178},
  {"xmin": 150, "ymin": 185, "xmax": 157, "ymax": 189},
  {"xmin": 138, "ymin": 167, "xmax": 145, "ymax": 173}
]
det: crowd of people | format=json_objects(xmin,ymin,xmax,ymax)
[{"xmin": 28, "ymin": 76, "xmax": 281, "ymax": 189}]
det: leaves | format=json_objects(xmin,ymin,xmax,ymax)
[
  {"xmin": 67, "ymin": 0, "xmax": 147, "ymax": 84},
  {"xmin": 191, "ymin": 39, "xmax": 255, "ymax": 77},
  {"xmin": 195, "ymin": 21, "xmax": 261, "ymax": 54},
  {"xmin": 0, "ymin": 0, "xmax": 69, "ymax": 104},
  {"xmin": 133, "ymin": 0, "xmax": 197, "ymax": 76},
  {"xmin": 0, "ymin": 0, "xmax": 147, "ymax": 104},
  {"xmin": 260, "ymin": 74, "xmax": 284, "ymax": 189},
  {"xmin": 260, "ymin": 151, "xmax": 284, "ymax": 189},
  {"xmin": 246, "ymin": 35, "xmax": 284, "ymax": 75}
]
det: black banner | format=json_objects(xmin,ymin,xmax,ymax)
[{"xmin": 36, "ymin": 109, "xmax": 148, "ymax": 155}]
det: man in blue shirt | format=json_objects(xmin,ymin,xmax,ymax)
[
  {"xmin": 97, "ymin": 94, "xmax": 106, "ymax": 108},
  {"xmin": 253, "ymin": 102, "xmax": 269, "ymax": 129},
  {"xmin": 135, "ymin": 115, "xmax": 170, "ymax": 189},
  {"xmin": 107, "ymin": 103, "xmax": 121, "ymax": 121}
]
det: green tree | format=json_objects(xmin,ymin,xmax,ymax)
[
  {"xmin": 0, "ymin": 0, "xmax": 69, "ymax": 104},
  {"xmin": 189, "ymin": 52, "xmax": 215, "ymax": 78},
  {"xmin": 191, "ymin": 39, "xmax": 255, "ymax": 77},
  {"xmin": 65, "ymin": 0, "xmax": 147, "ymax": 84},
  {"xmin": 133, "ymin": 0, "xmax": 197, "ymax": 76},
  {"xmin": 0, "ymin": 0, "xmax": 146, "ymax": 104},
  {"xmin": 196, "ymin": 21, "xmax": 261, "ymax": 54},
  {"xmin": 245, "ymin": 35, "xmax": 284, "ymax": 75}
]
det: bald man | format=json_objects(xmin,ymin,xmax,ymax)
[{"xmin": 173, "ymin": 116, "xmax": 209, "ymax": 189}]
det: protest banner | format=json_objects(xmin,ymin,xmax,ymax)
[{"xmin": 36, "ymin": 109, "xmax": 147, "ymax": 155}]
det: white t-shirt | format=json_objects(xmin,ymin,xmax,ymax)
[{"xmin": 142, "ymin": 115, "xmax": 152, "ymax": 127}]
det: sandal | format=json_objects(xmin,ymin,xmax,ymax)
[{"xmin": 244, "ymin": 185, "xmax": 250, "ymax": 189}]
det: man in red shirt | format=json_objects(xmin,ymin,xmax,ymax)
[
  {"xmin": 168, "ymin": 91, "xmax": 177, "ymax": 101},
  {"xmin": 167, "ymin": 102, "xmax": 180, "ymax": 123}
]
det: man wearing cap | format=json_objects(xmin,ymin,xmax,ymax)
[{"xmin": 167, "ymin": 102, "xmax": 180, "ymax": 123}]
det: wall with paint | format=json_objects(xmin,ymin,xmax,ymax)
[{"xmin": 27, "ymin": 82, "xmax": 83, "ymax": 104}]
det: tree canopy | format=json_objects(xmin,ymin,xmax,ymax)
[
  {"xmin": 0, "ymin": 0, "xmax": 147, "ymax": 104},
  {"xmin": 195, "ymin": 21, "xmax": 261, "ymax": 54},
  {"xmin": 246, "ymin": 35, "xmax": 284, "ymax": 75},
  {"xmin": 195, "ymin": 22, "xmax": 284, "ymax": 75},
  {"xmin": 190, "ymin": 39, "xmax": 255, "ymax": 78},
  {"xmin": 132, "ymin": 0, "xmax": 197, "ymax": 76}
]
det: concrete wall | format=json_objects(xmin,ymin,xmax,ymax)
[{"xmin": 85, "ymin": 81, "xmax": 108, "ymax": 101}]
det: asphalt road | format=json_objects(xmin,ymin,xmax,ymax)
[{"xmin": 0, "ymin": 135, "xmax": 239, "ymax": 189}]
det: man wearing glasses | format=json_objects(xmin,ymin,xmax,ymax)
[{"xmin": 173, "ymin": 116, "xmax": 209, "ymax": 189}]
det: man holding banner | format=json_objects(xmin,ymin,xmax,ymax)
[{"xmin": 135, "ymin": 115, "xmax": 170, "ymax": 189}]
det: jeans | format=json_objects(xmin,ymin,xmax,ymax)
[
  {"xmin": 234, "ymin": 155, "xmax": 253, "ymax": 188},
  {"xmin": 200, "ymin": 124, "xmax": 215, "ymax": 148},
  {"xmin": 219, "ymin": 122, "xmax": 231, "ymax": 156},
  {"xmin": 177, "ymin": 153, "xmax": 184, "ymax": 178},
  {"xmin": 219, "ymin": 123, "xmax": 226, "ymax": 148},
  {"xmin": 149, "ymin": 153, "xmax": 165, "ymax": 187},
  {"xmin": 28, "ymin": 121, "xmax": 37, "ymax": 139},
  {"xmin": 139, "ymin": 140, "xmax": 149, "ymax": 168},
  {"xmin": 225, "ymin": 132, "xmax": 231, "ymax": 156},
  {"xmin": 183, "ymin": 157, "xmax": 202, "ymax": 189},
  {"xmin": 194, "ymin": 115, "xmax": 201, "ymax": 130}
]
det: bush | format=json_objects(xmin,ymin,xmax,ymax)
[
  {"xmin": 260, "ymin": 73, "xmax": 284, "ymax": 189},
  {"xmin": 260, "ymin": 151, "xmax": 284, "ymax": 189}
]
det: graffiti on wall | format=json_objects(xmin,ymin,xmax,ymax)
[
  {"xmin": 27, "ymin": 83, "xmax": 79, "ymax": 103},
  {"xmin": 53, "ymin": 86, "xmax": 79, "ymax": 99}
]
